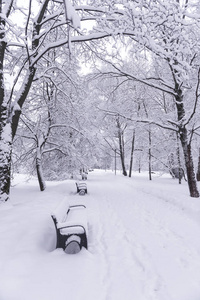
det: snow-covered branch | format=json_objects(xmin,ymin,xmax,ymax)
[
  {"xmin": 98, "ymin": 107, "xmax": 178, "ymax": 133},
  {"xmin": 98, "ymin": 66, "xmax": 177, "ymax": 97}
]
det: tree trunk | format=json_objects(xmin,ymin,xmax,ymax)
[
  {"xmin": 148, "ymin": 128, "xmax": 152, "ymax": 181},
  {"xmin": 11, "ymin": 0, "xmax": 50, "ymax": 139},
  {"xmin": 180, "ymin": 132, "xmax": 199, "ymax": 197},
  {"xmin": 0, "ymin": 6, "xmax": 11, "ymax": 202},
  {"xmin": 36, "ymin": 152, "xmax": 46, "ymax": 192},
  {"xmin": 175, "ymin": 85, "xmax": 199, "ymax": 197},
  {"xmin": 129, "ymin": 130, "xmax": 135, "ymax": 177},
  {"xmin": 11, "ymin": 68, "xmax": 36, "ymax": 139},
  {"xmin": 176, "ymin": 134, "xmax": 182, "ymax": 184},
  {"xmin": 0, "ymin": 124, "xmax": 12, "ymax": 202},
  {"xmin": 138, "ymin": 164, "xmax": 141, "ymax": 173},
  {"xmin": 0, "ymin": 0, "xmax": 50, "ymax": 202},
  {"xmin": 196, "ymin": 148, "xmax": 200, "ymax": 181},
  {"xmin": 117, "ymin": 118, "xmax": 127, "ymax": 176},
  {"xmin": 114, "ymin": 149, "xmax": 117, "ymax": 175},
  {"xmin": 118, "ymin": 132, "xmax": 127, "ymax": 176}
]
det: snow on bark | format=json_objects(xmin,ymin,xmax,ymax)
[
  {"xmin": 0, "ymin": 123, "xmax": 11, "ymax": 149},
  {"xmin": 11, "ymin": 67, "xmax": 36, "ymax": 139},
  {"xmin": 179, "ymin": 127, "xmax": 199, "ymax": 198},
  {"xmin": 2, "ymin": 0, "xmax": 13, "ymax": 17},
  {"xmin": 0, "ymin": 123, "xmax": 12, "ymax": 203},
  {"xmin": 63, "ymin": 0, "xmax": 81, "ymax": 29}
]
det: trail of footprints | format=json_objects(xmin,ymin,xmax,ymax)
[
  {"xmin": 96, "ymin": 197, "xmax": 169, "ymax": 300},
  {"xmin": 91, "ymin": 184, "xmax": 200, "ymax": 300}
]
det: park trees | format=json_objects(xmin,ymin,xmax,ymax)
[
  {"xmin": 88, "ymin": 65, "xmax": 179, "ymax": 179},
  {"xmin": 0, "ymin": 0, "xmax": 200, "ymax": 201},
  {"xmin": 13, "ymin": 46, "xmax": 97, "ymax": 189},
  {"xmin": 89, "ymin": 0, "xmax": 200, "ymax": 197},
  {"xmin": 0, "ymin": 0, "xmax": 125, "ymax": 201}
]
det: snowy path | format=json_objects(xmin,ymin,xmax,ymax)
[
  {"xmin": 86, "ymin": 171, "xmax": 200, "ymax": 300},
  {"xmin": 0, "ymin": 170, "xmax": 200, "ymax": 300}
]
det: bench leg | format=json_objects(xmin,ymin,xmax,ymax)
[
  {"xmin": 79, "ymin": 189, "xmax": 86, "ymax": 195},
  {"xmin": 57, "ymin": 232, "xmax": 87, "ymax": 253},
  {"xmin": 80, "ymin": 232, "xmax": 87, "ymax": 249},
  {"xmin": 64, "ymin": 235, "xmax": 81, "ymax": 254}
]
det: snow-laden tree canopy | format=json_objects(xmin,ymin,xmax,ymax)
[{"xmin": 1, "ymin": 0, "xmax": 200, "ymax": 201}]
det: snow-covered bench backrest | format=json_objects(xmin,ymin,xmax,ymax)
[{"xmin": 51, "ymin": 199, "xmax": 70, "ymax": 223}]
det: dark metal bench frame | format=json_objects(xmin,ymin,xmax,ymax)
[
  {"xmin": 51, "ymin": 202, "xmax": 88, "ymax": 252},
  {"xmin": 75, "ymin": 182, "xmax": 87, "ymax": 194}
]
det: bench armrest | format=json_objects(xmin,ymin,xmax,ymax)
[{"xmin": 69, "ymin": 204, "xmax": 86, "ymax": 210}]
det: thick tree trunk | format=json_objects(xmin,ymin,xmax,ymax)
[
  {"xmin": 0, "ymin": 6, "xmax": 11, "ymax": 202},
  {"xmin": 175, "ymin": 85, "xmax": 199, "ymax": 197},
  {"xmin": 11, "ymin": 67, "xmax": 36, "ymax": 139},
  {"xmin": 179, "ymin": 128, "xmax": 199, "ymax": 197},
  {"xmin": 0, "ymin": 92, "xmax": 11, "ymax": 202},
  {"xmin": 0, "ymin": 123, "xmax": 12, "ymax": 202}
]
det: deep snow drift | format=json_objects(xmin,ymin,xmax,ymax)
[{"xmin": 0, "ymin": 170, "xmax": 200, "ymax": 300}]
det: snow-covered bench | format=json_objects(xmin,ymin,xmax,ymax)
[
  {"xmin": 75, "ymin": 182, "xmax": 87, "ymax": 195},
  {"xmin": 81, "ymin": 173, "xmax": 87, "ymax": 180},
  {"xmin": 51, "ymin": 199, "xmax": 88, "ymax": 254}
]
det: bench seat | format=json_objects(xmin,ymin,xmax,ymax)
[
  {"xmin": 60, "ymin": 225, "xmax": 85, "ymax": 235},
  {"xmin": 75, "ymin": 181, "xmax": 87, "ymax": 195},
  {"xmin": 51, "ymin": 199, "xmax": 88, "ymax": 253}
]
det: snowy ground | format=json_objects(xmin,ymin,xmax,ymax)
[{"xmin": 0, "ymin": 170, "xmax": 200, "ymax": 300}]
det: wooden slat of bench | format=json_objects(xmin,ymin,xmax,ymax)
[
  {"xmin": 59, "ymin": 225, "xmax": 85, "ymax": 235},
  {"xmin": 78, "ymin": 182, "xmax": 87, "ymax": 188},
  {"xmin": 76, "ymin": 182, "xmax": 87, "ymax": 190}
]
